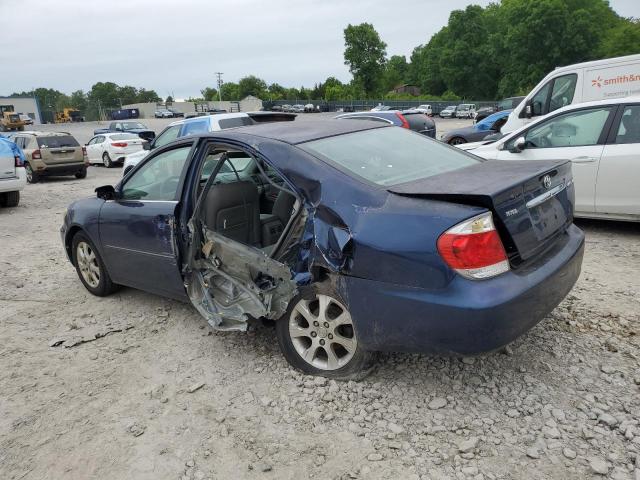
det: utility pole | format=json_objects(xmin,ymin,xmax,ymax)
[{"xmin": 215, "ymin": 72, "xmax": 223, "ymax": 102}]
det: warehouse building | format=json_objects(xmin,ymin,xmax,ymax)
[{"xmin": 0, "ymin": 96, "xmax": 42, "ymax": 124}]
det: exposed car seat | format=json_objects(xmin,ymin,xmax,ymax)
[
  {"xmin": 618, "ymin": 112, "xmax": 640, "ymax": 144},
  {"xmin": 204, "ymin": 181, "xmax": 261, "ymax": 246},
  {"xmin": 260, "ymin": 190, "xmax": 296, "ymax": 249}
]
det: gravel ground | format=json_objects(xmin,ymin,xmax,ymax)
[{"xmin": 0, "ymin": 117, "xmax": 639, "ymax": 480}]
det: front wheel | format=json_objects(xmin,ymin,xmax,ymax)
[
  {"xmin": 448, "ymin": 137, "xmax": 466, "ymax": 146},
  {"xmin": 276, "ymin": 281, "xmax": 376, "ymax": 380},
  {"xmin": 72, "ymin": 232, "xmax": 118, "ymax": 296}
]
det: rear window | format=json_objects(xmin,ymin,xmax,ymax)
[
  {"xmin": 300, "ymin": 127, "xmax": 479, "ymax": 186},
  {"xmin": 36, "ymin": 136, "xmax": 80, "ymax": 148},
  {"xmin": 110, "ymin": 133, "xmax": 139, "ymax": 141},
  {"xmin": 218, "ymin": 117, "xmax": 254, "ymax": 129}
]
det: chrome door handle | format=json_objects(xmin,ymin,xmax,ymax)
[{"xmin": 570, "ymin": 156, "xmax": 597, "ymax": 164}]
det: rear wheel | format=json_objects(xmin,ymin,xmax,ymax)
[
  {"xmin": 75, "ymin": 167, "xmax": 87, "ymax": 179},
  {"xmin": 102, "ymin": 152, "xmax": 113, "ymax": 168},
  {"xmin": 25, "ymin": 163, "xmax": 39, "ymax": 183},
  {"xmin": 2, "ymin": 191, "xmax": 20, "ymax": 207},
  {"xmin": 72, "ymin": 232, "xmax": 118, "ymax": 296},
  {"xmin": 448, "ymin": 137, "xmax": 466, "ymax": 146},
  {"xmin": 276, "ymin": 281, "xmax": 376, "ymax": 380}
]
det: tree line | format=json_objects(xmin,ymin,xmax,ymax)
[{"xmin": 6, "ymin": 0, "xmax": 639, "ymax": 117}]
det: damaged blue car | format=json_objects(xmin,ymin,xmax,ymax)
[{"xmin": 61, "ymin": 120, "xmax": 585, "ymax": 379}]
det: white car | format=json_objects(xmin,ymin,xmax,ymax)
[
  {"xmin": 415, "ymin": 104, "xmax": 433, "ymax": 116},
  {"xmin": 460, "ymin": 97, "xmax": 640, "ymax": 222},
  {"xmin": 154, "ymin": 110, "xmax": 173, "ymax": 118},
  {"xmin": 0, "ymin": 138, "xmax": 26, "ymax": 207},
  {"xmin": 85, "ymin": 132, "xmax": 146, "ymax": 168},
  {"xmin": 455, "ymin": 104, "xmax": 477, "ymax": 119},
  {"xmin": 122, "ymin": 111, "xmax": 296, "ymax": 175}
]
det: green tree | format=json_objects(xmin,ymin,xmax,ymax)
[
  {"xmin": 343, "ymin": 23, "xmax": 387, "ymax": 96},
  {"xmin": 118, "ymin": 85, "xmax": 139, "ymax": 105},
  {"xmin": 599, "ymin": 18, "xmax": 640, "ymax": 57},
  {"xmin": 69, "ymin": 90, "xmax": 88, "ymax": 112},
  {"xmin": 220, "ymin": 82, "xmax": 240, "ymax": 100},
  {"xmin": 165, "ymin": 95, "xmax": 174, "ymax": 103},
  {"xmin": 201, "ymin": 87, "xmax": 218, "ymax": 101},
  {"xmin": 136, "ymin": 88, "xmax": 161, "ymax": 103},
  {"xmin": 383, "ymin": 55, "xmax": 409, "ymax": 92},
  {"xmin": 267, "ymin": 83, "xmax": 286, "ymax": 100},
  {"xmin": 237, "ymin": 75, "xmax": 267, "ymax": 98}
]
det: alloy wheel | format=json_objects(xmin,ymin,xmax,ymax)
[
  {"xmin": 449, "ymin": 137, "xmax": 466, "ymax": 145},
  {"xmin": 25, "ymin": 164, "xmax": 33, "ymax": 182},
  {"xmin": 76, "ymin": 241, "xmax": 100, "ymax": 288},
  {"xmin": 288, "ymin": 294, "xmax": 357, "ymax": 370},
  {"xmin": 102, "ymin": 153, "xmax": 112, "ymax": 168}
]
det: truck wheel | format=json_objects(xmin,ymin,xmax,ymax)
[
  {"xmin": 276, "ymin": 280, "xmax": 376, "ymax": 380},
  {"xmin": 102, "ymin": 152, "xmax": 113, "ymax": 168},
  {"xmin": 75, "ymin": 168, "xmax": 87, "ymax": 179},
  {"xmin": 25, "ymin": 163, "xmax": 39, "ymax": 183},
  {"xmin": 3, "ymin": 191, "xmax": 20, "ymax": 207}
]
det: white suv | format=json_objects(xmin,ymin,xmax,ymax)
[
  {"xmin": 0, "ymin": 138, "xmax": 27, "ymax": 207},
  {"xmin": 122, "ymin": 112, "xmax": 295, "ymax": 175}
]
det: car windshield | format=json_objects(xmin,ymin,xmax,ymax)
[
  {"xmin": 122, "ymin": 122, "xmax": 146, "ymax": 130},
  {"xmin": 110, "ymin": 133, "xmax": 139, "ymax": 140},
  {"xmin": 36, "ymin": 136, "xmax": 80, "ymax": 148},
  {"xmin": 300, "ymin": 127, "xmax": 480, "ymax": 186}
]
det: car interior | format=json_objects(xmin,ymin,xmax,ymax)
[{"xmin": 196, "ymin": 147, "xmax": 298, "ymax": 255}]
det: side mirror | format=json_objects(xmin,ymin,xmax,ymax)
[
  {"xmin": 525, "ymin": 103, "xmax": 532, "ymax": 119},
  {"xmin": 95, "ymin": 185, "xmax": 118, "ymax": 200},
  {"xmin": 510, "ymin": 136, "xmax": 526, "ymax": 153},
  {"xmin": 142, "ymin": 141, "xmax": 151, "ymax": 151}
]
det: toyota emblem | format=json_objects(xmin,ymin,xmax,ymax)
[{"xmin": 542, "ymin": 175, "xmax": 552, "ymax": 189}]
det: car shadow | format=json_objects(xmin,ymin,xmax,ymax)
[{"xmin": 574, "ymin": 217, "xmax": 640, "ymax": 236}]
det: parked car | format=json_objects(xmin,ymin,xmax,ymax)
[
  {"xmin": 168, "ymin": 108, "xmax": 184, "ymax": 118},
  {"xmin": 441, "ymin": 110, "xmax": 511, "ymax": 145},
  {"xmin": 11, "ymin": 131, "xmax": 87, "ymax": 183},
  {"xmin": 85, "ymin": 132, "xmax": 146, "ymax": 168},
  {"xmin": 122, "ymin": 111, "xmax": 297, "ymax": 175},
  {"xmin": 474, "ymin": 106, "xmax": 496, "ymax": 122},
  {"xmin": 155, "ymin": 109, "xmax": 173, "ymax": 118},
  {"xmin": 110, "ymin": 108, "xmax": 140, "ymax": 120},
  {"xmin": 270, "ymin": 105, "xmax": 283, "ymax": 112},
  {"xmin": 496, "ymin": 96, "xmax": 525, "ymax": 112},
  {"xmin": 439, "ymin": 106, "xmax": 457, "ymax": 118},
  {"xmin": 18, "ymin": 114, "xmax": 34, "ymax": 125},
  {"xmin": 415, "ymin": 104, "xmax": 433, "ymax": 116},
  {"xmin": 94, "ymin": 121, "xmax": 155, "ymax": 142},
  {"xmin": 0, "ymin": 136, "xmax": 26, "ymax": 207},
  {"xmin": 459, "ymin": 97, "xmax": 640, "ymax": 222},
  {"xmin": 371, "ymin": 105, "xmax": 391, "ymax": 111},
  {"xmin": 281, "ymin": 104, "xmax": 292, "ymax": 112},
  {"xmin": 335, "ymin": 110, "xmax": 436, "ymax": 138},
  {"xmin": 62, "ymin": 120, "xmax": 584, "ymax": 378},
  {"xmin": 502, "ymin": 54, "xmax": 640, "ymax": 133},
  {"xmin": 291, "ymin": 105, "xmax": 305, "ymax": 113},
  {"xmin": 455, "ymin": 104, "xmax": 477, "ymax": 119},
  {"xmin": 304, "ymin": 104, "xmax": 315, "ymax": 113}
]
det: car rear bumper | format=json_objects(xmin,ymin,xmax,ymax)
[
  {"xmin": 344, "ymin": 223, "xmax": 585, "ymax": 354},
  {"xmin": 38, "ymin": 163, "xmax": 86, "ymax": 176},
  {"xmin": 0, "ymin": 167, "xmax": 27, "ymax": 192}
]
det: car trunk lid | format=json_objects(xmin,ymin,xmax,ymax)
[
  {"xmin": 387, "ymin": 159, "xmax": 574, "ymax": 265},
  {"xmin": 37, "ymin": 136, "xmax": 83, "ymax": 165}
]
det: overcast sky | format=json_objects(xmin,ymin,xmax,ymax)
[{"xmin": 1, "ymin": 0, "xmax": 637, "ymax": 99}]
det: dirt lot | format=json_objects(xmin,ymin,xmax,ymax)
[{"xmin": 1, "ymin": 117, "xmax": 639, "ymax": 480}]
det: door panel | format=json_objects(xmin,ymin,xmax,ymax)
[
  {"xmin": 99, "ymin": 200, "xmax": 186, "ymax": 299},
  {"xmin": 596, "ymin": 144, "xmax": 640, "ymax": 216}
]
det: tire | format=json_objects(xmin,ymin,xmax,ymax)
[
  {"xmin": 75, "ymin": 167, "xmax": 87, "ymax": 179},
  {"xmin": 3, "ymin": 191, "xmax": 19, "ymax": 207},
  {"xmin": 71, "ymin": 232, "xmax": 118, "ymax": 296},
  {"xmin": 276, "ymin": 280, "xmax": 376, "ymax": 380},
  {"xmin": 448, "ymin": 137, "xmax": 466, "ymax": 146},
  {"xmin": 25, "ymin": 163, "xmax": 39, "ymax": 183},
  {"xmin": 102, "ymin": 152, "xmax": 113, "ymax": 168}
]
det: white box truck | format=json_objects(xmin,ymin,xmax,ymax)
[{"xmin": 502, "ymin": 54, "xmax": 640, "ymax": 133}]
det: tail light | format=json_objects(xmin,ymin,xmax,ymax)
[
  {"xmin": 437, "ymin": 212, "xmax": 509, "ymax": 280},
  {"xmin": 82, "ymin": 146, "xmax": 87, "ymax": 157},
  {"xmin": 111, "ymin": 142, "xmax": 128, "ymax": 148},
  {"xmin": 395, "ymin": 112, "xmax": 410, "ymax": 129},
  {"xmin": 82, "ymin": 146, "xmax": 89, "ymax": 165},
  {"xmin": 32, "ymin": 149, "xmax": 42, "ymax": 159},
  {"xmin": 14, "ymin": 155, "xmax": 23, "ymax": 167}
]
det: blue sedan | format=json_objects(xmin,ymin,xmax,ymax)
[{"xmin": 61, "ymin": 120, "xmax": 584, "ymax": 379}]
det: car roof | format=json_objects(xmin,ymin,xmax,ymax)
[{"xmin": 224, "ymin": 119, "xmax": 388, "ymax": 144}]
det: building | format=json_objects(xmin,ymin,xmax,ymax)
[
  {"xmin": 0, "ymin": 96, "xmax": 42, "ymax": 124},
  {"xmin": 122, "ymin": 96, "xmax": 264, "ymax": 119},
  {"xmin": 391, "ymin": 84, "xmax": 422, "ymax": 96}
]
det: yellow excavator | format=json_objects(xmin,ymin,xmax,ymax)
[{"xmin": 54, "ymin": 108, "xmax": 84, "ymax": 123}]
